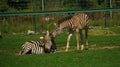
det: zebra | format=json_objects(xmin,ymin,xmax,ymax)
[
  {"xmin": 19, "ymin": 31, "xmax": 56, "ymax": 55},
  {"xmin": 52, "ymin": 13, "xmax": 89, "ymax": 52}
]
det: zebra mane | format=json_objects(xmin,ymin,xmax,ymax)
[{"xmin": 57, "ymin": 15, "xmax": 73, "ymax": 25}]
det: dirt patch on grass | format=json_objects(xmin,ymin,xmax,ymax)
[
  {"xmin": 56, "ymin": 45, "xmax": 120, "ymax": 52},
  {"xmin": 90, "ymin": 45, "xmax": 120, "ymax": 50},
  {"xmin": 89, "ymin": 28, "xmax": 115, "ymax": 35},
  {"xmin": 0, "ymin": 50, "xmax": 6, "ymax": 53}
]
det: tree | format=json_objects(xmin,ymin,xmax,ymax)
[
  {"xmin": 0, "ymin": 0, "xmax": 9, "ymax": 12},
  {"xmin": 7, "ymin": 0, "xmax": 30, "ymax": 10}
]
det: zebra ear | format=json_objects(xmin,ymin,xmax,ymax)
[
  {"xmin": 46, "ymin": 30, "xmax": 49, "ymax": 35},
  {"xmin": 54, "ymin": 23, "xmax": 57, "ymax": 26},
  {"xmin": 40, "ymin": 36, "xmax": 44, "ymax": 39}
]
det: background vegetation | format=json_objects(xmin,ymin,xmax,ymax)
[
  {"xmin": 0, "ymin": 0, "xmax": 120, "ymax": 33},
  {"xmin": 0, "ymin": 0, "xmax": 119, "ymax": 12}
]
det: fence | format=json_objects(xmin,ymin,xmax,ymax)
[{"xmin": 0, "ymin": 0, "xmax": 120, "ymax": 34}]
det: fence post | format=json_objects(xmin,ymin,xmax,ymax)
[
  {"xmin": 34, "ymin": 0, "xmax": 37, "ymax": 33},
  {"xmin": 42, "ymin": 0, "xmax": 45, "ymax": 31},
  {"xmin": 42, "ymin": 0, "xmax": 45, "ymax": 11},
  {"xmin": 104, "ymin": 0, "xmax": 107, "ymax": 28},
  {"xmin": 110, "ymin": 0, "xmax": 112, "ymax": 19}
]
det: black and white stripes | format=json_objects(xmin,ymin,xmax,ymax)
[
  {"xmin": 53, "ymin": 13, "xmax": 89, "ymax": 51},
  {"xmin": 19, "ymin": 40, "xmax": 45, "ymax": 55},
  {"xmin": 19, "ymin": 31, "xmax": 56, "ymax": 55}
]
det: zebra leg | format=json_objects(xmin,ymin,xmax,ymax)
[
  {"xmin": 66, "ymin": 33, "xmax": 72, "ymax": 52},
  {"xmin": 76, "ymin": 30, "xmax": 80, "ymax": 50},
  {"xmin": 85, "ymin": 28, "xmax": 88, "ymax": 50},
  {"xmin": 19, "ymin": 49, "xmax": 25, "ymax": 55},
  {"xmin": 79, "ymin": 30, "xmax": 84, "ymax": 50},
  {"xmin": 21, "ymin": 48, "xmax": 31, "ymax": 55},
  {"xmin": 40, "ymin": 47, "xmax": 44, "ymax": 54},
  {"xmin": 19, "ymin": 50, "xmax": 25, "ymax": 55}
]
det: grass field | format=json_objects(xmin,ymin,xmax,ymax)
[{"xmin": 0, "ymin": 27, "xmax": 120, "ymax": 67}]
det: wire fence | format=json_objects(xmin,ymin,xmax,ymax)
[{"xmin": 0, "ymin": 0, "xmax": 120, "ymax": 34}]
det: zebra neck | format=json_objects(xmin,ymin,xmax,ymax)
[
  {"xmin": 60, "ymin": 23, "xmax": 69, "ymax": 30},
  {"xmin": 60, "ymin": 24, "xmax": 71, "ymax": 31}
]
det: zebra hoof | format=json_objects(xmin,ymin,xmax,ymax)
[
  {"xmin": 65, "ymin": 49, "xmax": 68, "ymax": 52},
  {"xmin": 81, "ymin": 45, "xmax": 84, "ymax": 50}
]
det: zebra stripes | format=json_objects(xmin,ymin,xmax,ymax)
[
  {"xmin": 19, "ymin": 40, "xmax": 45, "ymax": 55},
  {"xmin": 53, "ymin": 13, "xmax": 89, "ymax": 51},
  {"xmin": 19, "ymin": 31, "xmax": 56, "ymax": 55},
  {"xmin": 57, "ymin": 13, "xmax": 88, "ymax": 31}
]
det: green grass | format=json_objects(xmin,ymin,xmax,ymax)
[
  {"xmin": 0, "ymin": 27, "xmax": 120, "ymax": 67},
  {"xmin": 0, "ymin": 49, "xmax": 120, "ymax": 67}
]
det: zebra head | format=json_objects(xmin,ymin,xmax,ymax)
[
  {"xmin": 44, "ymin": 31, "xmax": 52, "ymax": 50},
  {"xmin": 43, "ymin": 31, "xmax": 56, "ymax": 53},
  {"xmin": 52, "ymin": 23, "xmax": 62, "ymax": 37}
]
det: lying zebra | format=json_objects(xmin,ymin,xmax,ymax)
[{"xmin": 19, "ymin": 31, "xmax": 56, "ymax": 55}]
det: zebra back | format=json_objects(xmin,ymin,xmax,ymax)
[
  {"xmin": 20, "ymin": 40, "xmax": 45, "ymax": 55},
  {"xmin": 59, "ymin": 13, "xmax": 89, "ymax": 29}
]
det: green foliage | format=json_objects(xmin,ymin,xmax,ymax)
[
  {"xmin": 0, "ymin": 0, "xmax": 9, "ymax": 12},
  {"xmin": 0, "ymin": 0, "xmax": 31, "ymax": 12},
  {"xmin": 1, "ymin": 18, "xmax": 9, "ymax": 33},
  {"xmin": 0, "ymin": 0, "xmax": 119, "ymax": 12},
  {"xmin": 110, "ymin": 27, "xmax": 120, "ymax": 34},
  {"xmin": 90, "ymin": 20, "xmax": 104, "ymax": 26},
  {"xmin": 0, "ymin": 0, "xmax": 120, "ymax": 33}
]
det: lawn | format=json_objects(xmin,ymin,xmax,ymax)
[{"xmin": 0, "ymin": 27, "xmax": 120, "ymax": 67}]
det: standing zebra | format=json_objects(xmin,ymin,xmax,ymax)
[
  {"xmin": 53, "ymin": 13, "xmax": 89, "ymax": 52},
  {"xmin": 19, "ymin": 31, "xmax": 56, "ymax": 55}
]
